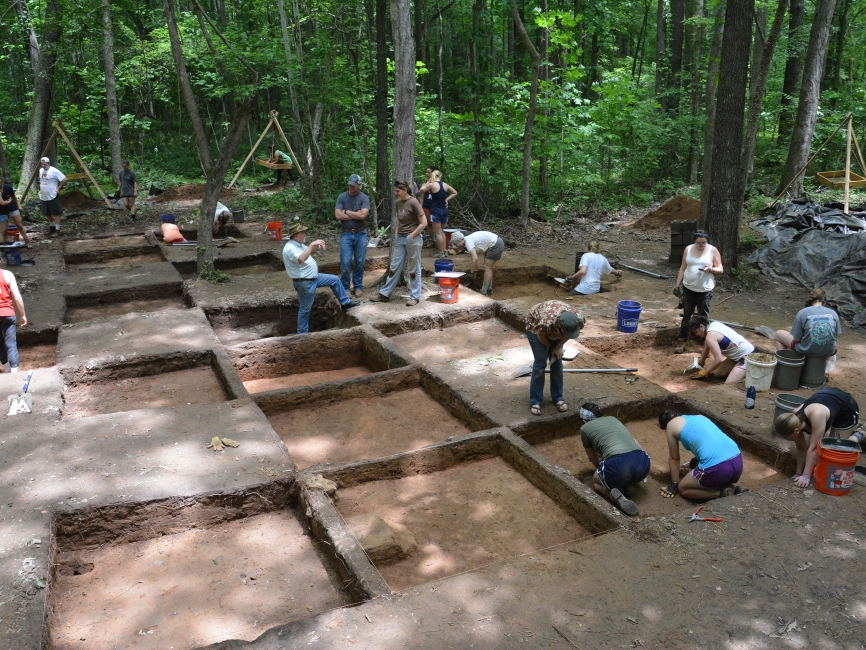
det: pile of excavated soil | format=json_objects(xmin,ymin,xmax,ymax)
[
  {"xmin": 151, "ymin": 183, "xmax": 236, "ymax": 203},
  {"xmin": 61, "ymin": 190, "xmax": 105, "ymax": 210},
  {"xmin": 630, "ymin": 195, "xmax": 700, "ymax": 231}
]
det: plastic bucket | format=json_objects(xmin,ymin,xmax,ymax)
[
  {"xmin": 3, "ymin": 250, "xmax": 21, "ymax": 266},
  {"xmin": 433, "ymin": 259, "xmax": 454, "ymax": 284},
  {"xmin": 444, "ymin": 228, "xmax": 457, "ymax": 248},
  {"xmin": 801, "ymin": 355, "xmax": 827, "ymax": 389},
  {"xmin": 267, "ymin": 221, "xmax": 282, "ymax": 241},
  {"xmin": 161, "ymin": 214, "xmax": 176, "ymax": 224},
  {"xmin": 745, "ymin": 353, "xmax": 777, "ymax": 392},
  {"xmin": 6, "ymin": 225, "xmax": 19, "ymax": 241},
  {"xmin": 439, "ymin": 276, "xmax": 460, "ymax": 304},
  {"xmin": 773, "ymin": 350, "xmax": 805, "ymax": 390},
  {"xmin": 231, "ymin": 208, "xmax": 245, "ymax": 223},
  {"xmin": 773, "ymin": 394, "xmax": 806, "ymax": 434},
  {"xmin": 814, "ymin": 438, "xmax": 860, "ymax": 496},
  {"xmin": 616, "ymin": 300, "xmax": 642, "ymax": 333}
]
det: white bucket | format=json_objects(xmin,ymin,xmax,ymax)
[{"xmin": 745, "ymin": 352, "xmax": 777, "ymax": 392}]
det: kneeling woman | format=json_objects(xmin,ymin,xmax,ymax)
[
  {"xmin": 688, "ymin": 315, "xmax": 755, "ymax": 383},
  {"xmin": 774, "ymin": 387, "xmax": 861, "ymax": 488},
  {"xmin": 658, "ymin": 410, "xmax": 747, "ymax": 500}
]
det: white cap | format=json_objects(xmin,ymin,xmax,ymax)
[
  {"xmin": 40, "ymin": 157, "xmax": 50, "ymax": 163},
  {"xmin": 448, "ymin": 230, "xmax": 465, "ymax": 247}
]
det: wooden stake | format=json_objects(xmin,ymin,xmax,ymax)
[
  {"xmin": 228, "ymin": 116, "xmax": 275, "ymax": 188},
  {"xmin": 851, "ymin": 123, "xmax": 866, "ymax": 181},
  {"xmin": 54, "ymin": 120, "xmax": 113, "ymax": 209},
  {"xmin": 270, "ymin": 110, "xmax": 304, "ymax": 175},
  {"xmin": 20, "ymin": 130, "xmax": 58, "ymax": 203},
  {"xmin": 845, "ymin": 115, "xmax": 852, "ymax": 214}
]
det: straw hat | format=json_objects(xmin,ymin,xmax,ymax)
[{"xmin": 286, "ymin": 222, "xmax": 308, "ymax": 238}]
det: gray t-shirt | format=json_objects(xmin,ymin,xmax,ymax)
[
  {"xmin": 335, "ymin": 190, "xmax": 370, "ymax": 231},
  {"xmin": 790, "ymin": 305, "xmax": 841, "ymax": 356},
  {"xmin": 119, "ymin": 168, "xmax": 138, "ymax": 197}
]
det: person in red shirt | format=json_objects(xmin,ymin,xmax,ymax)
[{"xmin": 0, "ymin": 268, "xmax": 27, "ymax": 373}]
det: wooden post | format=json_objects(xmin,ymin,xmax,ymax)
[
  {"xmin": 20, "ymin": 130, "xmax": 58, "ymax": 203},
  {"xmin": 54, "ymin": 120, "xmax": 114, "ymax": 209},
  {"xmin": 228, "ymin": 116, "xmax": 275, "ymax": 188},
  {"xmin": 851, "ymin": 123, "xmax": 866, "ymax": 182},
  {"xmin": 271, "ymin": 110, "xmax": 304, "ymax": 175},
  {"xmin": 845, "ymin": 114, "xmax": 852, "ymax": 214}
]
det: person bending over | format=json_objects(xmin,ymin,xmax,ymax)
[
  {"xmin": 579, "ymin": 403, "xmax": 651, "ymax": 516},
  {"xmin": 448, "ymin": 230, "xmax": 505, "ymax": 296},
  {"xmin": 566, "ymin": 241, "xmax": 622, "ymax": 296},
  {"xmin": 688, "ymin": 315, "xmax": 755, "ymax": 383},
  {"xmin": 774, "ymin": 387, "xmax": 861, "ymax": 488},
  {"xmin": 658, "ymin": 410, "xmax": 747, "ymax": 500}
]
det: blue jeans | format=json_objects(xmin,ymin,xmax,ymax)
[
  {"xmin": 339, "ymin": 230, "xmax": 368, "ymax": 291},
  {"xmin": 379, "ymin": 235, "xmax": 423, "ymax": 300},
  {"xmin": 292, "ymin": 274, "xmax": 352, "ymax": 334},
  {"xmin": 527, "ymin": 331, "xmax": 563, "ymax": 406},
  {"xmin": 0, "ymin": 316, "xmax": 18, "ymax": 369}
]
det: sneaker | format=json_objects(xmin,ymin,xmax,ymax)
[
  {"xmin": 353, "ymin": 288, "xmax": 364, "ymax": 298},
  {"xmin": 369, "ymin": 293, "xmax": 390, "ymax": 303},
  {"xmin": 610, "ymin": 488, "xmax": 639, "ymax": 516},
  {"xmin": 405, "ymin": 298, "xmax": 419, "ymax": 306},
  {"xmin": 433, "ymin": 252, "xmax": 447, "ymax": 258},
  {"xmin": 341, "ymin": 300, "xmax": 360, "ymax": 311}
]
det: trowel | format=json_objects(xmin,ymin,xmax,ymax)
[{"xmin": 683, "ymin": 357, "xmax": 703, "ymax": 374}]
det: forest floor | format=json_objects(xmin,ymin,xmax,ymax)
[{"xmin": 1, "ymin": 186, "xmax": 865, "ymax": 650}]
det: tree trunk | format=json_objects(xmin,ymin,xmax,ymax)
[
  {"xmin": 0, "ymin": 128, "xmax": 11, "ymax": 183},
  {"xmin": 687, "ymin": 0, "xmax": 704, "ymax": 184},
  {"xmin": 375, "ymin": 0, "xmax": 391, "ymax": 230},
  {"xmin": 510, "ymin": 0, "xmax": 540, "ymax": 226},
  {"xmin": 414, "ymin": 0, "xmax": 425, "ymax": 68},
  {"xmin": 705, "ymin": 0, "xmax": 753, "ymax": 272},
  {"xmin": 699, "ymin": 1, "xmax": 725, "ymax": 225},
  {"xmin": 669, "ymin": 0, "xmax": 685, "ymax": 110},
  {"xmin": 276, "ymin": 0, "xmax": 305, "ymax": 155},
  {"xmin": 778, "ymin": 0, "xmax": 805, "ymax": 140},
  {"xmin": 163, "ymin": 0, "xmax": 254, "ymax": 277},
  {"xmin": 435, "ymin": 0, "xmax": 445, "ymax": 169},
  {"xmin": 101, "ymin": 0, "xmax": 122, "ymax": 182},
  {"xmin": 17, "ymin": 0, "xmax": 61, "ymax": 197},
  {"xmin": 538, "ymin": 0, "xmax": 549, "ymax": 189},
  {"xmin": 740, "ymin": 0, "xmax": 788, "ymax": 191},
  {"xmin": 470, "ymin": 0, "xmax": 482, "ymax": 192},
  {"xmin": 390, "ymin": 0, "xmax": 416, "ymax": 195},
  {"xmin": 14, "ymin": 0, "xmax": 40, "ymax": 78},
  {"xmin": 777, "ymin": 0, "xmax": 839, "ymax": 198},
  {"xmin": 749, "ymin": 5, "xmax": 766, "ymax": 99},
  {"xmin": 832, "ymin": 0, "xmax": 850, "ymax": 89},
  {"xmin": 654, "ymin": 0, "xmax": 666, "ymax": 109}
]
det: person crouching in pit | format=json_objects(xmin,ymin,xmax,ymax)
[{"xmin": 579, "ymin": 403, "xmax": 651, "ymax": 516}]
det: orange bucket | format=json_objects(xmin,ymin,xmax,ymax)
[
  {"xmin": 813, "ymin": 438, "xmax": 860, "ymax": 496},
  {"xmin": 439, "ymin": 276, "xmax": 460, "ymax": 304},
  {"xmin": 267, "ymin": 221, "xmax": 282, "ymax": 240}
]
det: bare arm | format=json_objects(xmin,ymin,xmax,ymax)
[
  {"xmin": 584, "ymin": 447, "xmax": 600, "ymax": 469},
  {"xmin": 468, "ymin": 249, "xmax": 479, "ymax": 274},
  {"xmin": 569, "ymin": 265, "xmax": 588, "ymax": 284},
  {"xmin": 702, "ymin": 246, "xmax": 723, "ymax": 275},
  {"xmin": 675, "ymin": 247, "xmax": 688, "ymax": 287},
  {"xmin": 801, "ymin": 406, "xmax": 828, "ymax": 479},
  {"xmin": 298, "ymin": 240, "xmax": 325, "ymax": 263},
  {"xmin": 666, "ymin": 428, "xmax": 681, "ymax": 484},
  {"xmin": 4, "ymin": 272, "xmax": 26, "ymax": 327},
  {"xmin": 700, "ymin": 334, "xmax": 725, "ymax": 374},
  {"xmin": 444, "ymin": 183, "xmax": 458, "ymax": 204}
]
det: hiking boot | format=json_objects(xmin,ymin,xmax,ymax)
[
  {"xmin": 405, "ymin": 298, "xmax": 419, "ymax": 306},
  {"xmin": 610, "ymin": 488, "xmax": 639, "ymax": 516},
  {"xmin": 353, "ymin": 288, "xmax": 364, "ymax": 298},
  {"xmin": 341, "ymin": 300, "xmax": 360, "ymax": 311},
  {"xmin": 369, "ymin": 293, "xmax": 390, "ymax": 303}
]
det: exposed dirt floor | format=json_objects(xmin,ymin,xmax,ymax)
[
  {"xmin": 65, "ymin": 251, "xmax": 166, "ymax": 270},
  {"xmin": 336, "ymin": 456, "xmax": 592, "ymax": 591},
  {"xmin": 65, "ymin": 296, "xmax": 188, "ymax": 324},
  {"xmin": 51, "ymin": 510, "xmax": 348, "ymax": 650},
  {"xmin": 390, "ymin": 317, "xmax": 526, "ymax": 362},
  {"xmin": 16, "ymin": 342, "xmax": 57, "ymax": 369},
  {"xmin": 64, "ymin": 235, "xmax": 150, "ymax": 253},
  {"xmin": 243, "ymin": 365, "xmax": 371, "ymax": 393},
  {"xmin": 62, "ymin": 366, "xmax": 228, "ymax": 418},
  {"xmin": 266, "ymin": 387, "xmax": 472, "ymax": 468}
]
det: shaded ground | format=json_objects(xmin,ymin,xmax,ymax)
[
  {"xmin": 65, "ymin": 296, "xmax": 188, "ymax": 324},
  {"xmin": 243, "ymin": 365, "xmax": 371, "ymax": 393}
]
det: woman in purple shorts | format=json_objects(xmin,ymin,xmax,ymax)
[{"xmin": 658, "ymin": 410, "xmax": 748, "ymax": 500}]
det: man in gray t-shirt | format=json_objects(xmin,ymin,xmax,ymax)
[
  {"xmin": 334, "ymin": 174, "xmax": 371, "ymax": 296},
  {"xmin": 789, "ymin": 305, "xmax": 841, "ymax": 356}
]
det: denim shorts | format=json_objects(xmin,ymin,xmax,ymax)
[
  {"xmin": 597, "ymin": 449, "xmax": 651, "ymax": 491},
  {"xmin": 693, "ymin": 454, "xmax": 743, "ymax": 490}
]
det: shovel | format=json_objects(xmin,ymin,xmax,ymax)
[
  {"xmin": 716, "ymin": 320, "xmax": 776, "ymax": 340},
  {"xmin": 512, "ymin": 365, "xmax": 637, "ymax": 379}
]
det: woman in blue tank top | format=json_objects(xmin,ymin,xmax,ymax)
[{"xmin": 419, "ymin": 170, "xmax": 457, "ymax": 258}]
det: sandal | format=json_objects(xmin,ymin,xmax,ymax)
[
  {"xmin": 530, "ymin": 404, "xmax": 542, "ymax": 416},
  {"xmin": 719, "ymin": 487, "xmax": 735, "ymax": 498},
  {"xmin": 556, "ymin": 401, "xmax": 569, "ymax": 413},
  {"xmin": 734, "ymin": 486, "xmax": 749, "ymax": 495}
]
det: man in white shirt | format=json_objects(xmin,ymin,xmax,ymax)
[
  {"xmin": 282, "ymin": 222, "xmax": 359, "ymax": 334},
  {"xmin": 38, "ymin": 157, "xmax": 66, "ymax": 233}
]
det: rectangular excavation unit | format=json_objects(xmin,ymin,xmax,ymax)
[
  {"xmin": 390, "ymin": 314, "xmax": 526, "ymax": 362},
  {"xmin": 483, "ymin": 265, "xmax": 573, "ymax": 301},
  {"xmin": 173, "ymin": 252, "xmax": 281, "ymax": 280},
  {"xmin": 17, "ymin": 342, "xmax": 57, "ymax": 369},
  {"xmin": 204, "ymin": 296, "xmax": 344, "ymax": 345},
  {"xmin": 65, "ymin": 287, "xmax": 188, "ymax": 324},
  {"xmin": 49, "ymin": 486, "xmax": 351, "ymax": 650},
  {"xmin": 66, "ymin": 250, "xmax": 166, "ymax": 271}
]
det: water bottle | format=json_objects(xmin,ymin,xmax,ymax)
[
  {"xmin": 745, "ymin": 385, "xmax": 756, "ymax": 409},
  {"xmin": 825, "ymin": 355, "xmax": 837, "ymax": 374}
]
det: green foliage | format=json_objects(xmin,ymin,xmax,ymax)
[
  {"xmin": 199, "ymin": 261, "xmax": 232, "ymax": 284},
  {"xmin": 721, "ymin": 262, "xmax": 763, "ymax": 293}
]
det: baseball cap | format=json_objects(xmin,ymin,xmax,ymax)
[
  {"xmin": 40, "ymin": 157, "xmax": 50, "ymax": 163},
  {"xmin": 348, "ymin": 174, "xmax": 362, "ymax": 187},
  {"xmin": 558, "ymin": 311, "xmax": 581, "ymax": 339}
]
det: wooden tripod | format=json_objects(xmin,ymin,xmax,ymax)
[{"xmin": 228, "ymin": 110, "xmax": 304, "ymax": 188}]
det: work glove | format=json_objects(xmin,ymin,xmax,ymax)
[
  {"xmin": 221, "ymin": 438, "xmax": 240, "ymax": 448},
  {"xmin": 661, "ymin": 482, "xmax": 679, "ymax": 498},
  {"xmin": 207, "ymin": 436, "xmax": 224, "ymax": 451},
  {"xmin": 690, "ymin": 369, "xmax": 708, "ymax": 380},
  {"xmin": 672, "ymin": 285, "xmax": 682, "ymax": 298},
  {"xmin": 464, "ymin": 277, "xmax": 476, "ymax": 289},
  {"xmin": 551, "ymin": 348, "xmax": 564, "ymax": 362},
  {"xmin": 793, "ymin": 474, "xmax": 812, "ymax": 488}
]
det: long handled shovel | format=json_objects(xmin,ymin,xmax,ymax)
[
  {"xmin": 512, "ymin": 366, "xmax": 637, "ymax": 379},
  {"xmin": 715, "ymin": 320, "xmax": 776, "ymax": 340}
]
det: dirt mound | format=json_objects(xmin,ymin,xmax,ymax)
[
  {"xmin": 152, "ymin": 183, "xmax": 236, "ymax": 204},
  {"xmin": 61, "ymin": 190, "xmax": 105, "ymax": 210},
  {"xmin": 630, "ymin": 195, "xmax": 700, "ymax": 231}
]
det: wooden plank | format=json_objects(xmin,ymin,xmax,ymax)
[
  {"xmin": 845, "ymin": 116, "xmax": 853, "ymax": 214},
  {"xmin": 54, "ymin": 121, "xmax": 114, "ymax": 209},
  {"xmin": 255, "ymin": 159, "xmax": 293, "ymax": 170},
  {"xmin": 228, "ymin": 117, "xmax": 274, "ymax": 188}
]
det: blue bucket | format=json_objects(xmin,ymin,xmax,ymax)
[
  {"xmin": 617, "ymin": 300, "xmax": 642, "ymax": 333},
  {"xmin": 3, "ymin": 250, "xmax": 21, "ymax": 266},
  {"xmin": 433, "ymin": 259, "xmax": 454, "ymax": 284},
  {"xmin": 162, "ymin": 214, "xmax": 176, "ymax": 223}
]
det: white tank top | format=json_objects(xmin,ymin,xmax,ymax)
[
  {"xmin": 707, "ymin": 321, "xmax": 755, "ymax": 361},
  {"xmin": 682, "ymin": 244, "xmax": 715, "ymax": 293}
]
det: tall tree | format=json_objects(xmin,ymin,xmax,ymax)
[
  {"xmin": 669, "ymin": 0, "xmax": 686, "ymax": 109},
  {"xmin": 390, "ymin": 0, "xmax": 416, "ymax": 192},
  {"xmin": 740, "ymin": 0, "xmax": 788, "ymax": 191},
  {"xmin": 777, "ymin": 0, "xmax": 839, "ymax": 197},
  {"xmin": 686, "ymin": 0, "xmax": 704, "ymax": 184},
  {"xmin": 101, "ymin": 0, "xmax": 122, "ymax": 182},
  {"xmin": 778, "ymin": 0, "xmax": 805, "ymax": 140},
  {"xmin": 163, "ymin": 0, "xmax": 255, "ymax": 276},
  {"xmin": 699, "ymin": 1, "xmax": 725, "ymax": 225},
  {"xmin": 17, "ymin": 0, "xmax": 62, "ymax": 196},
  {"xmin": 510, "ymin": 0, "xmax": 541, "ymax": 226},
  {"xmin": 705, "ymin": 0, "xmax": 753, "ymax": 270},
  {"xmin": 375, "ymin": 0, "xmax": 391, "ymax": 229},
  {"xmin": 831, "ymin": 0, "xmax": 852, "ymax": 89},
  {"xmin": 654, "ymin": 0, "xmax": 666, "ymax": 107},
  {"xmin": 276, "ymin": 0, "xmax": 305, "ymax": 155}
]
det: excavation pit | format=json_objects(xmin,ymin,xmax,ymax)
[
  {"xmin": 484, "ymin": 266, "xmax": 571, "ymax": 302},
  {"xmin": 66, "ymin": 251, "xmax": 166, "ymax": 271},
  {"xmin": 227, "ymin": 327, "xmax": 410, "ymax": 394},
  {"xmin": 154, "ymin": 225, "xmax": 246, "ymax": 242},
  {"xmin": 205, "ymin": 298, "xmax": 343, "ymax": 345},
  {"xmin": 173, "ymin": 254, "xmax": 280, "ymax": 280},
  {"xmin": 50, "ymin": 494, "xmax": 350, "ymax": 650},
  {"xmin": 65, "ymin": 294, "xmax": 188, "ymax": 324},
  {"xmin": 16, "ymin": 342, "xmax": 57, "ymax": 369},
  {"xmin": 334, "ymin": 454, "xmax": 593, "ymax": 591},
  {"xmin": 390, "ymin": 316, "xmax": 526, "ymax": 362},
  {"xmin": 63, "ymin": 235, "xmax": 151, "ymax": 256}
]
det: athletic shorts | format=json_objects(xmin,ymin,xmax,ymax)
[
  {"xmin": 597, "ymin": 449, "xmax": 651, "ymax": 492},
  {"xmin": 0, "ymin": 214, "xmax": 7, "ymax": 223},
  {"xmin": 430, "ymin": 208, "xmax": 448, "ymax": 224},
  {"xmin": 8, "ymin": 210, "xmax": 20, "ymax": 218},
  {"xmin": 40, "ymin": 196, "xmax": 63, "ymax": 216},
  {"xmin": 485, "ymin": 237, "xmax": 505, "ymax": 262},
  {"xmin": 693, "ymin": 454, "xmax": 743, "ymax": 491}
]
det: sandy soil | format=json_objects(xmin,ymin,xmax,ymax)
[
  {"xmin": 629, "ymin": 195, "xmax": 700, "ymax": 231},
  {"xmin": 15, "ymin": 343, "xmax": 57, "ymax": 369},
  {"xmin": 151, "ymin": 183, "xmax": 236, "ymax": 204},
  {"xmin": 63, "ymin": 366, "xmax": 228, "ymax": 418},
  {"xmin": 391, "ymin": 318, "xmax": 526, "ymax": 363},
  {"xmin": 51, "ymin": 511, "xmax": 348, "ymax": 650},
  {"xmin": 65, "ymin": 297, "xmax": 188, "ymax": 324},
  {"xmin": 64, "ymin": 236, "xmax": 150, "ymax": 253},
  {"xmin": 66, "ymin": 252, "xmax": 165, "ymax": 270},
  {"xmin": 243, "ymin": 365, "xmax": 371, "ymax": 393},
  {"xmin": 336, "ymin": 456, "xmax": 592, "ymax": 591},
  {"xmin": 493, "ymin": 280, "xmax": 570, "ymax": 302},
  {"xmin": 267, "ymin": 387, "xmax": 471, "ymax": 468}
]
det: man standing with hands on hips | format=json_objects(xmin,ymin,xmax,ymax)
[
  {"xmin": 38, "ymin": 157, "xmax": 66, "ymax": 234},
  {"xmin": 335, "ymin": 174, "xmax": 370, "ymax": 298}
]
